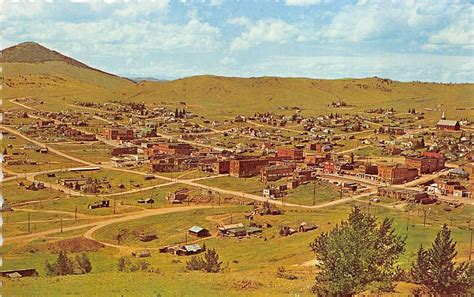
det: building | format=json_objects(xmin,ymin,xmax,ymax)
[
  {"xmin": 145, "ymin": 143, "xmax": 193, "ymax": 157},
  {"xmin": 229, "ymin": 159, "xmax": 270, "ymax": 178},
  {"xmin": 405, "ymin": 152, "xmax": 445, "ymax": 174},
  {"xmin": 188, "ymin": 226, "xmax": 210, "ymax": 237},
  {"xmin": 102, "ymin": 128, "xmax": 134, "ymax": 141},
  {"xmin": 323, "ymin": 161, "xmax": 337, "ymax": 174},
  {"xmin": 261, "ymin": 164, "xmax": 296, "ymax": 182},
  {"xmin": 276, "ymin": 147, "xmax": 304, "ymax": 160},
  {"xmin": 377, "ymin": 163, "xmax": 418, "ymax": 184},
  {"xmin": 263, "ymin": 185, "xmax": 286, "ymax": 199},
  {"xmin": 377, "ymin": 187, "xmax": 431, "ymax": 203},
  {"xmin": 111, "ymin": 146, "xmax": 138, "ymax": 156},
  {"xmin": 436, "ymin": 120, "xmax": 460, "ymax": 131}
]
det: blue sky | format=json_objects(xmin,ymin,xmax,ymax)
[{"xmin": 2, "ymin": 0, "xmax": 473, "ymax": 82}]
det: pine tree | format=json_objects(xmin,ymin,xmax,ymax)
[
  {"xmin": 310, "ymin": 207, "xmax": 405, "ymax": 295},
  {"xmin": 411, "ymin": 224, "xmax": 470, "ymax": 295},
  {"xmin": 411, "ymin": 246, "xmax": 430, "ymax": 285},
  {"xmin": 175, "ymin": 108, "xmax": 179, "ymax": 118},
  {"xmin": 203, "ymin": 248, "xmax": 222, "ymax": 273},
  {"xmin": 75, "ymin": 253, "xmax": 92, "ymax": 274}
]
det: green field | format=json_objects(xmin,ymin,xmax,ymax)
[{"xmin": 2, "ymin": 201, "xmax": 472, "ymax": 296}]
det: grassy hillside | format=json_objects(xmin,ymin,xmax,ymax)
[{"xmin": 2, "ymin": 43, "xmax": 473, "ymax": 121}]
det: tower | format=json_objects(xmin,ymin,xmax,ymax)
[{"xmin": 441, "ymin": 111, "xmax": 446, "ymax": 120}]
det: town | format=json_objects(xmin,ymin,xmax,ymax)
[{"xmin": 1, "ymin": 39, "xmax": 473, "ymax": 296}]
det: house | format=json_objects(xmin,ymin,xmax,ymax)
[
  {"xmin": 139, "ymin": 233, "xmax": 157, "ymax": 242},
  {"xmin": 166, "ymin": 188, "xmax": 190, "ymax": 203},
  {"xmin": 88, "ymin": 200, "xmax": 110, "ymax": 209},
  {"xmin": 218, "ymin": 223, "xmax": 244, "ymax": 236},
  {"xmin": 177, "ymin": 244, "xmax": 203, "ymax": 256},
  {"xmin": 298, "ymin": 222, "xmax": 318, "ymax": 232},
  {"xmin": 188, "ymin": 226, "xmax": 210, "ymax": 237},
  {"xmin": 0, "ymin": 268, "xmax": 38, "ymax": 278},
  {"xmin": 436, "ymin": 120, "xmax": 460, "ymax": 131},
  {"xmin": 263, "ymin": 185, "xmax": 286, "ymax": 199},
  {"xmin": 132, "ymin": 249, "xmax": 151, "ymax": 257},
  {"xmin": 279, "ymin": 226, "xmax": 297, "ymax": 236}
]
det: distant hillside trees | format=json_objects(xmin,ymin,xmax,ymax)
[
  {"xmin": 411, "ymin": 224, "xmax": 470, "ymax": 296},
  {"xmin": 310, "ymin": 207, "xmax": 405, "ymax": 295}
]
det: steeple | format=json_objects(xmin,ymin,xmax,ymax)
[{"xmin": 441, "ymin": 111, "xmax": 446, "ymax": 120}]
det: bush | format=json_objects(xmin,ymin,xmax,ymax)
[
  {"xmin": 46, "ymin": 251, "xmax": 92, "ymax": 276},
  {"xmin": 186, "ymin": 248, "xmax": 222, "ymax": 273},
  {"xmin": 75, "ymin": 253, "xmax": 92, "ymax": 274},
  {"xmin": 117, "ymin": 256, "xmax": 153, "ymax": 273}
]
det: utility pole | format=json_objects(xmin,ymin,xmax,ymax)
[
  {"xmin": 60, "ymin": 218, "xmax": 63, "ymax": 233},
  {"xmin": 313, "ymin": 181, "xmax": 316, "ymax": 206},
  {"xmin": 469, "ymin": 221, "xmax": 472, "ymax": 262},
  {"xmin": 406, "ymin": 211, "xmax": 410, "ymax": 232},
  {"xmin": 28, "ymin": 213, "xmax": 31, "ymax": 233},
  {"xmin": 113, "ymin": 197, "xmax": 116, "ymax": 214},
  {"xmin": 423, "ymin": 207, "xmax": 430, "ymax": 227},
  {"xmin": 74, "ymin": 206, "xmax": 77, "ymax": 222}
]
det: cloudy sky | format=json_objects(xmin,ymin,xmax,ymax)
[{"xmin": 2, "ymin": 0, "xmax": 473, "ymax": 82}]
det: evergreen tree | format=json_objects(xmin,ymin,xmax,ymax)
[
  {"xmin": 45, "ymin": 251, "xmax": 75, "ymax": 276},
  {"xmin": 75, "ymin": 253, "xmax": 92, "ymax": 274},
  {"xmin": 175, "ymin": 108, "xmax": 179, "ymax": 118},
  {"xmin": 411, "ymin": 224, "xmax": 470, "ymax": 295},
  {"xmin": 203, "ymin": 248, "xmax": 222, "ymax": 273},
  {"xmin": 310, "ymin": 207, "xmax": 405, "ymax": 295}
]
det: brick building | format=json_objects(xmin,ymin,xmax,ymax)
[
  {"xmin": 229, "ymin": 159, "xmax": 270, "ymax": 178},
  {"xmin": 405, "ymin": 152, "xmax": 444, "ymax": 174},
  {"xmin": 111, "ymin": 146, "xmax": 138, "ymax": 156},
  {"xmin": 377, "ymin": 163, "xmax": 418, "ymax": 184},
  {"xmin": 102, "ymin": 128, "xmax": 134, "ymax": 141},
  {"xmin": 276, "ymin": 147, "xmax": 304, "ymax": 160},
  {"xmin": 145, "ymin": 143, "xmax": 193, "ymax": 158},
  {"xmin": 323, "ymin": 161, "xmax": 337, "ymax": 174},
  {"xmin": 261, "ymin": 164, "xmax": 296, "ymax": 182}
]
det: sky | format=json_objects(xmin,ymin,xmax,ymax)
[{"xmin": 2, "ymin": 0, "xmax": 473, "ymax": 82}]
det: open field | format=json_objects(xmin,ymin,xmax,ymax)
[
  {"xmin": 48, "ymin": 142, "xmax": 112, "ymax": 163},
  {"xmin": 2, "ymin": 200, "xmax": 472, "ymax": 296},
  {"xmin": 35, "ymin": 169, "xmax": 169, "ymax": 195}
]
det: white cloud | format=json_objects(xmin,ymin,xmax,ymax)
[
  {"xmin": 285, "ymin": 0, "xmax": 322, "ymax": 6},
  {"xmin": 6, "ymin": 15, "xmax": 220, "ymax": 53},
  {"xmin": 219, "ymin": 56, "xmax": 236, "ymax": 66},
  {"xmin": 209, "ymin": 0, "xmax": 223, "ymax": 6},
  {"xmin": 112, "ymin": 0, "xmax": 170, "ymax": 18},
  {"xmin": 424, "ymin": 7, "xmax": 474, "ymax": 50},
  {"xmin": 319, "ymin": 1, "xmax": 468, "ymax": 43},
  {"xmin": 227, "ymin": 16, "xmax": 251, "ymax": 28},
  {"xmin": 230, "ymin": 19, "xmax": 298, "ymax": 50}
]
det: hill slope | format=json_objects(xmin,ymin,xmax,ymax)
[
  {"xmin": 1, "ymin": 42, "xmax": 473, "ymax": 121},
  {"xmin": 1, "ymin": 42, "xmax": 136, "ymax": 107}
]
